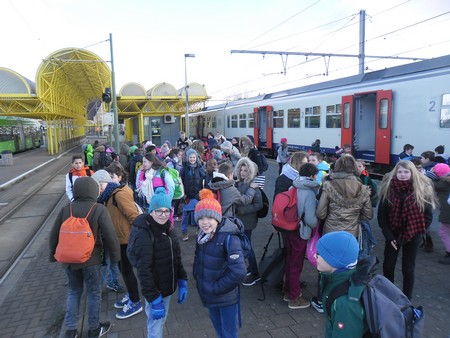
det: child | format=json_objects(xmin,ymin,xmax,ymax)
[
  {"xmin": 132, "ymin": 188, "xmax": 188, "ymax": 338},
  {"xmin": 208, "ymin": 162, "xmax": 258, "ymax": 217},
  {"xmin": 205, "ymin": 158, "xmax": 218, "ymax": 188},
  {"xmin": 66, "ymin": 155, "xmax": 94, "ymax": 202},
  {"xmin": 193, "ymin": 189, "xmax": 247, "ymax": 338},
  {"xmin": 316, "ymin": 231, "xmax": 366, "ymax": 337}
]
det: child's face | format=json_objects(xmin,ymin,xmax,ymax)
[
  {"xmin": 177, "ymin": 151, "xmax": 183, "ymax": 161},
  {"xmin": 72, "ymin": 159, "xmax": 84, "ymax": 170},
  {"xmin": 110, "ymin": 173, "xmax": 122, "ymax": 184},
  {"xmin": 143, "ymin": 157, "xmax": 152, "ymax": 170},
  {"xmin": 356, "ymin": 162, "xmax": 364, "ymax": 174},
  {"xmin": 150, "ymin": 208, "xmax": 171, "ymax": 225},
  {"xmin": 240, "ymin": 165, "xmax": 249, "ymax": 179},
  {"xmin": 309, "ymin": 156, "xmax": 319, "ymax": 166},
  {"xmin": 188, "ymin": 154, "xmax": 197, "ymax": 164},
  {"xmin": 315, "ymin": 253, "xmax": 335, "ymax": 273},
  {"xmin": 207, "ymin": 160, "xmax": 218, "ymax": 172},
  {"xmin": 396, "ymin": 167, "xmax": 412, "ymax": 181},
  {"xmin": 198, "ymin": 216, "xmax": 218, "ymax": 234}
]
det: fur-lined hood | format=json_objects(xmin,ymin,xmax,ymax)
[{"xmin": 235, "ymin": 157, "xmax": 258, "ymax": 184}]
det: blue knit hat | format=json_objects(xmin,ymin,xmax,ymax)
[
  {"xmin": 149, "ymin": 187, "xmax": 172, "ymax": 213},
  {"xmin": 316, "ymin": 231, "xmax": 359, "ymax": 270}
]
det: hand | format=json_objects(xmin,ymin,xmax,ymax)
[
  {"xmin": 151, "ymin": 295, "xmax": 166, "ymax": 320},
  {"xmin": 391, "ymin": 240, "xmax": 398, "ymax": 251},
  {"xmin": 178, "ymin": 279, "xmax": 188, "ymax": 304},
  {"xmin": 250, "ymin": 182, "xmax": 259, "ymax": 189}
]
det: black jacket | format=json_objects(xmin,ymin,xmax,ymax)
[{"xmin": 132, "ymin": 214, "xmax": 187, "ymax": 302}]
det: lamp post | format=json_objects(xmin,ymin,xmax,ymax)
[{"xmin": 184, "ymin": 53, "xmax": 195, "ymax": 139}]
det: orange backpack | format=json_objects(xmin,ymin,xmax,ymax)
[{"xmin": 54, "ymin": 204, "xmax": 96, "ymax": 264}]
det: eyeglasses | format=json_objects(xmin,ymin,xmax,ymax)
[{"xmin": 154, "ymin": 209, "xmax": 171, "ymax": 216}]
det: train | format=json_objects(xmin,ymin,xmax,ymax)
[
  {"xmin": 188, "ymin": 54, "xmax": 450, "ymax": 172},
  {"xmin": 0, "ymin": 117, "xmax": 43, "ymax": 153}
]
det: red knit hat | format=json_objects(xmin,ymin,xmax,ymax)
[{"xmin": 194, "ymin": 189, "xmax": 222, "ymax": 223}]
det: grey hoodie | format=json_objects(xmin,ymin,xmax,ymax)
[{"xmin": 293, "ymin": 176, "xmax": 320, "ymax": 232}]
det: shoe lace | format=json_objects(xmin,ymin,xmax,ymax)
[{"xmin": 122, "ymin": 302, "xmax": 131, "ymax": 313}]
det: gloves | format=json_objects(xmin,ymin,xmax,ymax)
[
  {"xmin": 151, "ymin": 295, "xmax": 166, "ymax": 320},
  {"xmin": 178, "ymin": 279, "xmax": 188, "ymax": 304}
]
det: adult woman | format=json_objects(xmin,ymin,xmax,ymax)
[
  {"xmin": 316, "ymin": 155, "xmax": 373, "ymax": 237},
  {"xmin": 136, "ymin": 153, "xmax": 175, "ymax": 209},
  {"xmin": 378, "ymin": 160, "xmax": 436, "ymax": 299}
]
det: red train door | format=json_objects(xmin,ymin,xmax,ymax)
[
  {"xmin": 253, "ymin": 106, "xmax": 273, "ymax": 151},
  {"xmin": 341, "ymin": 95, "xmax": 354, "ymax": 148},
  {"xmin": 375, "ymin": 90, "xmax": 392, "ymax": 164}
]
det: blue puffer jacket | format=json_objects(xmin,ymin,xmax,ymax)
[{"xmin": 193, "ymin": 218, "xmax": 247, "ymax": 308}]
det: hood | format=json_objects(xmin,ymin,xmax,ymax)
[
  {"xmin": 94, "ymin": 145, "xmax": 106, "ymax": 152},
  {"xmin": 235, "ymin": 157, "xmax": 258, "ymax": 183},
  {"xmin": 323, "ymin": 173, "xmax": 370, "ymax": 207},
  {"xmin": 86, "ymin": 144, "xmax": 94, "ymax": 152},
  {"xmin": 293, "ymin": 176, "xmax": 320, "ymax": 192},
  {"xmin": 217, "ymin": 217, "xmax": 241, "ymax": 234},
  {"xmin": 281, "ymin": 164, "xmax": 299, "ymax": 180},
  {"xmin": 120, "ymin": 143, "xmax": 130, "ymax": 155},
  {"xmin": 208, "ymin": 176, "xmax": 235, "ymax": 190},
  {"xmin": 317, "ymin": 161, "xmax": 330, "ymax": 172},
  {"xmin": 73, "ymin": 176, "xmax": 100, "ymax": 201}
]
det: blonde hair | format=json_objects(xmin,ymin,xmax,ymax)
[
  {"xmin": 290, "ymin": 151, "xmax": 309, "ymax": 172},
  {"xmin": 379, "ymin": 160, "xmax": 436, "ymax": 212}
]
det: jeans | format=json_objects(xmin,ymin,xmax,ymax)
[
  {"xmin": 438, "ymin": 222, "xmax": 450, "ymax": 252},
  {"xmin": 284, "ymin": 231, "xmax": 307, "ymax": 300},
  {"xmin": 145, "ymin": 295, "xmax": 171, "ymax": 338},
  {"xmin": 119, "ymin": 244, "xmax": 140, "ymax": 302},
  {"xmin": 101, "ymin": 249, "xmax": 120, "ymax": 285},
  {"xmin": 244, "ymin": 230, "xmax": 258, "ymax": 275},
  {"xmin": 209, "ymin": 304, "xmax": 239, "ymax": 338},
  {"xmin": 64, "ymin": 265, "xmax": 101, "ymax": 331},
  {"xmin": 181, "ymin": 210, "xmax": 195, "ymax": 233},
  {"xmin": 383, "ymin": 234, "xmax": 421, "ymax": 299}
]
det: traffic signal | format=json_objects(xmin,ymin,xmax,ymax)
[{"xmin": 102, "ymin": 88, "xmax": 111, "ymax": 103}]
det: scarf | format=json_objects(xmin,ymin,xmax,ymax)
[
  {"xmin": 97, "ymin": 182, "xmax": 121, "ymax": 204},
  {"xmin": 137, "ymin": 168, "xmax": 156, "ymax": 204},
  {"xmin": 197, "ymin": 229, "xmax": 216, "ymax": 245},
  {"xmin": 388, "ymin": 177, "xmax": 425, "ymax": 243}
]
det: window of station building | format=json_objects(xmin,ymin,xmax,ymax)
[
  {"xmin": 440, "ymin": 93, "xmax": 450, "ymax": 128},
  {"xmin": 326, "ymin": 104, "xmax": 341, "ymax": 128},
  {"xmin": 379, "ymin": 99, "xmax": 388, "ymax": 129},
  {"xmin": 231, "ymin": 114, "xmax": 238, "ymax": 128},
  {"xmin": 239, "ymin": 113, "xmax": 247, "ymax": 128},
  {"xmin": 248, "ymin": 113, "xmax": 255, "ymax": 128},
  {"xmin": 288, "ymin": 108, "xmax": 300, "ymax": 128},
  {"xmin": 273, "ymin": 110, "xmax": 284, "ymax": 128},
  {"xmin": 305, "ymin": 106, "xmax": 320, "ymax": 128}
]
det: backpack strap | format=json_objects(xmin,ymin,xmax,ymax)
[{"xmin": 325, "ymin": 280, "xmax": 351, "ymax": 318}]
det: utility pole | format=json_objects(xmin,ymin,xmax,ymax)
[
  {"xmin": 359, "ymin": 10, "xmax": 366, "ymax": 74},
  {"xmin": 109, "ymin": 33, "xmax": 120, "ymax": 152}
]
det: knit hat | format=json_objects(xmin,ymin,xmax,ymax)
[
  {"xmin": 221, "ymin": 141, "xmax": 232, "ymax": 152},
  {"xmin": 194, "ymin": 189, "xmax": 222, "ymax": 223},
  {"xmin": 92, "ymin": 169, "xmax": 112, "ymax": 184},
  {"xmin": 81, "ymin": 144, "xmax": 88, "ymax": 151},
  {"xmin": 212, "ymin": 148, "xmax": 222, "ymax": 161},
  {"xmin": 149, "ymin": 187, "xmax": 172, "ymax": 213},
  {"xmin": 186, "ymin": 148, "xmax": 197, "ymax": 160},
  {"xmin": 433, "ymin": 163, "xmax": 450, "ymax": 177},
  {"xmin": 129, "ymin": 145, "xmax": 138, "ymax": 155},
  {"xmin": 316, "ymin": 231, "xmax": 359, "ymax": 270},
  {"xmin": 281, "ymin": 137, "xmax": 288, "ymax": 143}
]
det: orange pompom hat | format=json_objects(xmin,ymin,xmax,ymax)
[{"xmin": 194, "ymin": 189, "xmax": 222, "ymax": 223}]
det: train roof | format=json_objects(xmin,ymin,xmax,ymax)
[{"xmin": 261, "ymin": 54, "xmax": 450, "ymax": 100}]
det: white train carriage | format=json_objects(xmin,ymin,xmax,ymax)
[{"xmin": 192, "ymin": 54, "xmax": 450, "ymax": 170}]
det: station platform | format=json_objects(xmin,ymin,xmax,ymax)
[{"xmin": 0, "ymin": 155, "xmax": 449, "ymax": 338}]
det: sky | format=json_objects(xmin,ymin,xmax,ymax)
[{"xmin": 2, "ymin": 0, "xmax": 450, "ymax": 104}]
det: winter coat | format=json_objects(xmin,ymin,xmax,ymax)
[
  {"xmin": 274, "ymin": 164, "xmax": 299, "ymax": 199},
  {"xmin": 208, "ymin": 174, "xmax": 256, "ymax": 217},
  {"xmin": 193, "ymin": 218, "xmax": 247, "ymax": 308},
  {"xmin": 65, "ymin": 166, "xmax": 94, "ymax": 202},
  {"xmin": 49, "ymin": 176, "xmax": 120, "ymax": 270},
  {"xmin": 434, "ymin": 177, "xmax": 450, "ymax": 224},
  {"xmin": 119, "ymin": 143, "xmax": 130, "ymax": 171},
  {"xmin": 129, "ymin": 153, "xmax": 143, "ymax": 187},
  {"xmin": 105, "ymin": 185, "xmax": 141, "ymax": 244},
  {"xmin": 180, "ymin": 164, "xmax": 205, "ymax": 200},
  {"xmin": 293, "ymin": 176, "xmax": 320, "ymax": 231},
  {"xmin": 320, "ymin": 269, "xmax": 366, "ymax": 338},
  {"xmin": 132, "ymin": 214, "xmax": 187, "ymax": 303},
  {"xmin": 86, "ymin": 144, "xmax": 94, "ymax": 168},
  {"xmin": 316, "ymin": 172, "xmax": 373, "ymax": 237},
  {"xmin": 276, "ymin": 144, "xmax": 289, "ymax": 164}
]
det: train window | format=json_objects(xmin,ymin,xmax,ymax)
[
  {"xmin": 288, "ymin": 108, "xmax": 300, "ymax": 128},
  {"xmin": 305, "ymin": 106, "xmax": 320, "ymax": 128},
  {"xmin": 227, "ymin": 116, "xmax": 231, "ymax": 128},
  {"xmin": 248, "ymin": 113, "xmax": 255, "ymax": 128},
  {"xmin": 239, "ymin": 114, "xmax": 247, "ymax": 128},
  {"xmin": 231, "ymin": 115, "xmax": 238, "ymax": 128},
  {"xmin": 379, "ymin": 99, "xmax": 388, "ymax": 129},
  {"xmin": 441, "ymin": 94, "xmax": 450, "ymax": 128},
  {"xmin": 212, "ymin": 117, "xmax": 217, "ymax": 129},
  {"xmin": 326, "ymin": 104, "xmax": 341, "ymax": 128},
  {"xmin": 273, "ymin": 110, "xmax": 284, "ymax": 128},
  {"xmin": 344, "ymin": 103, "xmax": 350, "ymax": 128}
]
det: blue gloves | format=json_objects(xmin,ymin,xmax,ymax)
[
  {"xmin": 151, "ymin": 295, "xmax": 165, "ymax": 320},
  {"xmin": 178, "ymin": 279, "xmax": 188, "ymax": 304}
]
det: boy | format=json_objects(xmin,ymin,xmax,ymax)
[
  {"xmin": 193, "ymin": 189, "xmax": 247, "ymax": 338},
  {"xmin": 316, "ymin": 231, "xmax": 366, "ymax": 338},
  {"xmin": 399, "ymin": 144, "xmax": 414, "ymax": 160},
  {"xmin": 66, "ymin": 155, "xmax": 94, "ymax": 202}
]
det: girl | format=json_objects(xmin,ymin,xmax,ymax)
[
  {"xmin": 234, "ymin": 158, "xmax": 263, "ymax": 286},
  {"xmin": 378, "ymin": 160, "xmax": 436, "ymax": 299}
]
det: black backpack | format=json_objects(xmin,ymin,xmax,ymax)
[{"xmin": 256, "ymin": 188, "xmax": 269, "ymax": 218}]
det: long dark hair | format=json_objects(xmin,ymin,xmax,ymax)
[{"xmin": 144, "ymin": 153, "xmax": 166, "ymax": 170}]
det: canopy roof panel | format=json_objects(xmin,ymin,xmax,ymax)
[{"xmin": 0, "ymin": 68, "xmax": 35, "ymax": 95}]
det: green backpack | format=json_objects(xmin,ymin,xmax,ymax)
[{"xmin": 163, "ymin": 168, "xmax": 185, "ymax": 200}]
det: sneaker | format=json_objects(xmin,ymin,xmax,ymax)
[
  {"xmin": 246, "ymin": 269, "xmax": 252, "ymax": 277},
  {"xmin": 174, "ymin": 216, "xmax": 181, "ymax": 222},
  {"xmin": 182, "ymin": 232, "xmax": 189, "ymax": 241},
  {"xmin": 116, "ymin": 300, "xmax": 143, "ymax": 319},
  {"xmin": 242, "ymin": 274, "xmax": 261, "ymax": 286},
  {"xmin": 87, "ymin": 321, "xmax": 111, "ymax": 338},
  {"xmin": 114, "ymin": 293, "xmax": 130, "ymax": 309},
  {"xmin": 288, "ymin": 296, "xmax": 310, "ymax": 309},
  {"xmin": 107, "ymin": 282, "xmax": 125, "ymax": 293},
  {"xmin": 310, "ymin": 296, "xmax": 324, "ymax": 313},
  {"xmin": 283, "ymin": 294, "xmax": 289, "ymax": 302},
  {"xmin": 65, "ymin": 329, "xmax": 79, "ymax": 338}
]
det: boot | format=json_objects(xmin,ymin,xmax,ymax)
[{"xmin": 423, "ymin": 231, "xmax": 433, "ymax": 253}]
